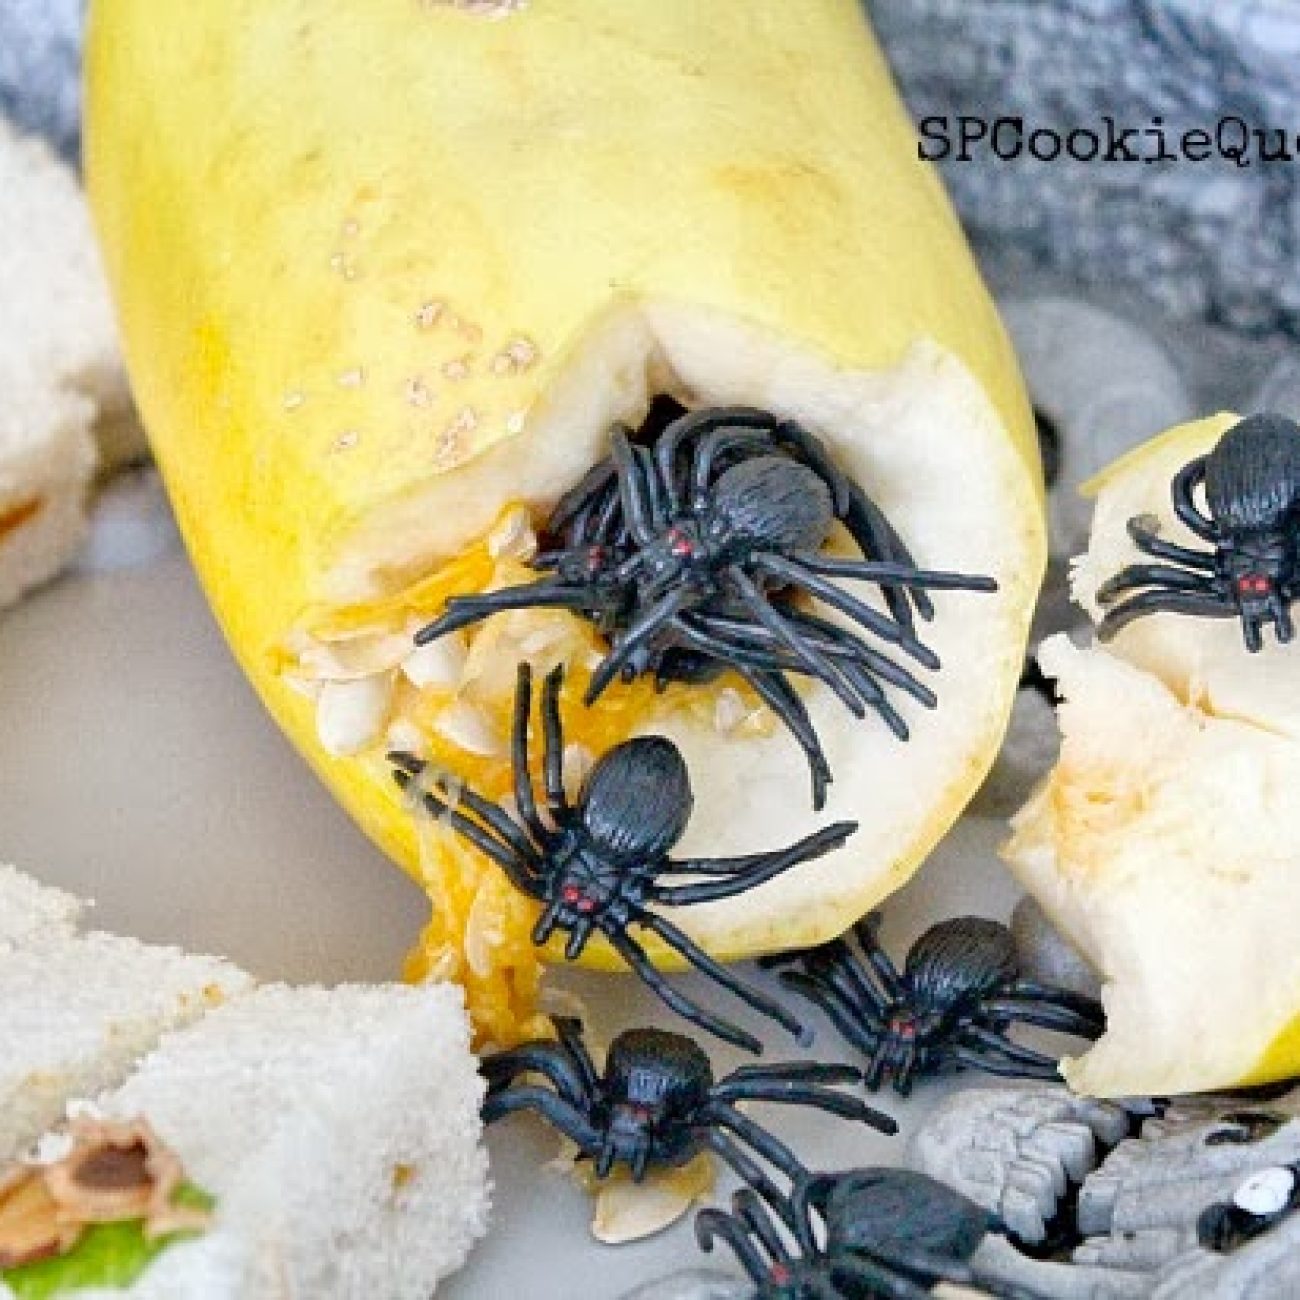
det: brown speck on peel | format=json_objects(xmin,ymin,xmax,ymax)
[
  {"xmin": 405, "ymin": 377, "xmax": 434, "ymax": 408},
  {"xmin": 441, "ymin": 356, "xmax": 473, "ymax": 382},
  {"xmin": 415, "ymin": 300, "xmax": 445, "ymax": 330},
  {"xmin": 333, "ymin": 430, "xmax": 361, "ymax": 453},
  {"xmin": 490, "ymin": 336, "xmax": 539, "ymax": 376},
  {"xmin": 282, "ymin": 390, "xmax": 306, "ymax": 411},
  {"xmin": 342, "ymin": 218, "xmax": 360, "ymax": 238},
  {"xmin": 337, "ymin": 368, "xmax": 366, "ymax": 388}
]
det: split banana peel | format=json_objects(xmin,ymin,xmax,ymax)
[{"xmin": 86, "ymin": 0, "xmax": 1044, "ymax": 1044}]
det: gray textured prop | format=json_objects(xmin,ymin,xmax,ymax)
[
  {"xmin": 869, "ymin": 0, "xmax": 1300, "ymax": 344},
  {"xmin": 910, "ymin": 1083, "xmax": 1300, "ymax": 1298},
  {"xmin": 0, "ymin": 0, "xmax": 84, "ymax": 161}
]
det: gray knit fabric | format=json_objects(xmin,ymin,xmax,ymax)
[
  {"xmin": 0, "ymin": 0, "xmax": 84, "ymax": 160},
  {"xmin": 867, "ymin": 0, "xmax": 1300, "ymax": 342}
]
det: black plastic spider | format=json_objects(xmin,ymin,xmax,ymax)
[
  {"xmin": 482, "ymin": 1017, "xmax": 896, "ymax": 1188},
  {"xmin": 696, "ymin": 1168, "xmax": 1039, "ymax": 1299},
  {"xmin": 414, "ymin": 406, "xmax": 997, "ymax": 808},
  {"xmin": 390, "ymin": 662, "xmax": 855, "ymax": 1053},
  {"xmin": 764, "ymin": 916, "xmax": 1105, "ymax": 1095},
  {"xmin": 1097, "ymin": 412, "xmax": 1300, "ymax": 652}
]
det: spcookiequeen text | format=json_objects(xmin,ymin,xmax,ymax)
[{"xmin": 918, "ymin": 115, "xmax": 1300, "ymax": 168}]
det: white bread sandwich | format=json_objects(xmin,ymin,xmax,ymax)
[
  {"xmin": 0, "ymin": 984, "xmax": 490, "ymax": 1299},
  {"xmin": 0, "ymin": 864, "xmax": 82, "ymax": 951},
  {"xmin": 0, "ymin": 120, "xmax": 144, "ymax": 612},
  {"xmin": 0, "ymin": 930, "xmax": 251, "ymax": 1165}
]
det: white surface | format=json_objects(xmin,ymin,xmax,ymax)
[{"xmin": 0, "ymin": 549, "xmax": 1028, "ymax": 1299}]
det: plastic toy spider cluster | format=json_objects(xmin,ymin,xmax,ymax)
[
  {"xmin": 391, "ymin": 405, "xmax": 1106, "ymax": 1290},
  {"xmin": 415, "ymin": 404, "xmax": 996, "ymax": 808}
]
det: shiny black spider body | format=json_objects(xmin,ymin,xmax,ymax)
[
  {"xmin": 766, "ymin": 916, "xmax": 1105, "ymax": 1094},
  {"xmin": 390, "ymin": 663, "xmax": 855, "ymax": 1053},
  {"xmin": 696, "ymin": 1168, "xmax": 1036, "ymax": 1299},
  {"xmin": 1098, "ymin": 413, "xmax": 1300, "ymax": 651},
  {"xmin": 415, "ymin": 406, "xmax": 997, "ymax": 808},
  {"xmin": 482, "ymin": 1018, "xmax": 896, "ymax": 1188}
]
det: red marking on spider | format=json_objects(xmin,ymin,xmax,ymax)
[
  {"xmin": 577, "ymin": 898, "xmax": 597, "ymax": 914},
  {"xmin": 561, "ymin": 885, "xmax": 581, "ymax": 904},
  {"xmin": 769, "ymin": 1264, "xmax": 792, "ymax": 1286},
  {"xmin": 668, "ymin": 528, "xmax": 694, "ymax": 558},
  {"xmin": 1238, "ymin": 575, "xmax": 1270, "ymax": 596}
]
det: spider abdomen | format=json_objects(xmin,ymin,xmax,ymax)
[
  {"xmin": 1205, "ymin": 414, "xmax": 1300, "ymax": 535},
  {"xmin": 577, "ymin": 736, "xmax": 693, "ymax": 862},
  {"xmin": 902, "ymin": 917, "xmax": 1020, "ymax": 1012},
  {"xmin": 824, "ymin": 1168, "xmax": 992, "ymax": 1261},
  {"xmin": 710, "ymin": 457, "xmax": 835, "ymax": 554}
]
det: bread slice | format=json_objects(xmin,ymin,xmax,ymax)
[
  {"xmin": 0, "ymin": 120, "xmax": 144, "ymax": 611},
  {"xmin": 0, "ymin": 932, "xmax": 251, "ymax": 1162},
  {"xmin": 63, "ymin": 984, "xmax": 490, "ymax": 1299},
  {"xmin": 0, "ymin": 863, "xmax": 83, "ymax": 951}
]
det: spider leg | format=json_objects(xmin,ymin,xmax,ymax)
[
  {"xmin": 737, "ymin": 666, "xmax": 832, "ymax": 811},
  {"xmin": 710, "ymin": 1078, "xmax": 897, "ymax": 1136},
  {"xmin": 755, "ymin": 553, "xmax": 942, "ymax": 669},
  {"xmin": 509, "ymin": 664, "xmax": 552, "ymax": 845},
  {"xmin": 584, "ymin": 585, "xmax": 696, "ymax": 704},
  {"xmin": 531, "ymin": 898, "xmax": 567, "ymax": 948},
  {"xmin": 947, "ymin": 1039, "xmax": 1061, "ymax": 1081},
  {"xmin": 390, "ymin": 751, "xmax": 538, "ymax": 862},
  {"xmin": 829, "ymin": 1252, "xmax": 953, "ymax": 1300},
  {"xmin": 548, "ymin": 459, "xmax": 618, "ymax": 535},
  {"xmin": 849, "ymin": 914, "xmax": 910, "ymax": 1003},
  {"xmin": 1171, "ymin": 456, "xmax": 1218, "ymax": 542},
  {"xmin": 563, "ymin": 916, "xmax": 598, "ymax": 961},
  {"xmin": 656, "ymin": 406, "xmax": 779, "ymax": 510},
  {"xmin": 637, "ymin": 912, "xmax": 809, "ymax": 1043},
  {"xmin": 704, "ymin": 1101, "xmax": 807, "ymax": 1182},
  {"xmin": 979, "ymin": 996, "xmax": 1105, "ymax": 1040},
  {"xmin": 540, "ymin": 664, "xmax": 569, "ymax": 815},
  {"xmin": 695, "ymin": 1208, "xmax": 770, "ymax": 1283},
  {"xmin": 611, "ymin": 426, "xmax": 659, "ymax": 545},
  {"xmin": 843, "ymin": 480, "xmax": 935, "ymax": 627},
  {"xmin": 1097, "ymin": 588, "xmax": 1239, "ymax": 640},
  {"xmin": 721, "ymin": 1062, "xmax": 862, "ymax": 1087},
  {"xmin": 782, "ymin": 610, "xmax": 940, "ymax": 706},
  {"xmin": 700, "ymin": 1130, "xmax": 800, "ymax": 1234},
  {"xmin": 954, "ymin": 1024, "xmax": 1065, "ymax": 1069},
  {"xmin": 604, "ymin": 927, "xmax": 762, "ymax": 1054},
  {"xmin": 704, "ymin": 608, "xmax": 939, "ymax": 710},
  {"xmin": 770, "ymin": 418, "xmax": 853, "ymax": 515},
  {"xmin": 390, "ymin": 766, "xmax": 541, "ymax": 897},
  {"xmin": 1127, "ymin": 513, "xmax": 1217, "ymax": 568},
  {"xmin": 550, "ymin": 1016, "xmax": 601, "ymax": 1094},
  {"xmin": 481, "ymin": 1040, "xmax": 592, "ymax": 1109},
  {"xmin": 481, "ymin": 1085, "xmax": 604, "ymax": 1152},
  {"xmin": 651, "ymin": 821, "xmax": 856, "ymax": 904},
  {"xmin": 1095, "ymin": 562, "xmax": 1216, "ymax": 605},
  {"xmin": 732, "ymin": 1188, "xmax": 793, "ymax": 1266},
  {"xmin": 414, "ymin": 580, "xmax": 598, "ymax": 644},
  {"xmin": 634, "ymin": 444, "xmax": 669, "ymax": 530},
  {"xmin": 796, "ymin": 553, "xmax": 998, "ymax": 594},
  {"xmin": 1007, "ymin": 980, "xmax": 1107, "ymax": 1029},
  {"xmin": 775, "ymin": 970, "xmax": 887, "ymax": 1075},
  {"xmin": 727, "ymin": 566, "xmax": 868, "ymax": 716}
]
